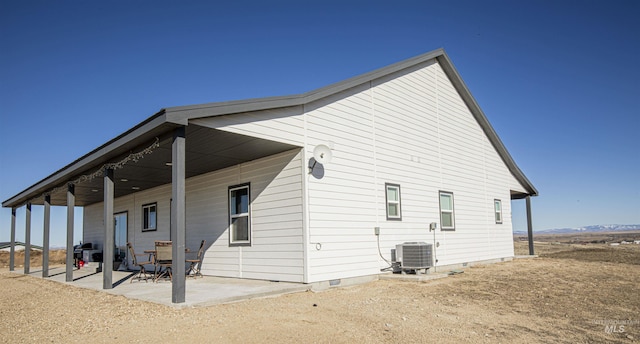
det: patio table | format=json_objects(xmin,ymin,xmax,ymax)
[{"xmin": 143, "ymin": 248, "xmax": 192, "ymax": 281}]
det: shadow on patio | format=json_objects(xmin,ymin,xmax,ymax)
[{"xmin": 21, "ymin": 266, "xmax": 309, "ymax": 308}]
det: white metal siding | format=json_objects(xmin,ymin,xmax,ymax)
[
  {"xmin": 193, "ymin": 59, "xmax": 529, "ymax": 282},
  {"xmin": 304, "ymin": 83, "xmax": 379, "ymax": 281},
  {"xmin": 301, "ymin": 60, "xmax": 525, "ymax": 282},
  {"xmin": 83, "ymin": 187, "xmax": 172, "ymax": 255},
  {"xmin": 82, "ymin": 203, "xmax": 102, "ymax": 248},
  {"xmin": 82, "ymin": 149, "xmax": 305, "ymax": 282},
  {"xmin": 191, "ymin": 107, "xmax": 305, "ymax": 146}
]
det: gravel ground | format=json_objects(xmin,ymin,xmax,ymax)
[{"xmin": 1, "ymin": 243, "xmax": 638, "ymax": 343}]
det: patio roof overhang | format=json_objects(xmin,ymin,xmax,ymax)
[
  {"xmin": 2, "ymin": 113, "xmax": 299, "ymax": 208},
  {"xmin": 510, "ymin": 190, "xmax": 531, "ymax": 200}
]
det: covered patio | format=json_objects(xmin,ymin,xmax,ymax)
[{"xmin": 3, "ymin": 108, "xmax": 300, "ymax": 304}]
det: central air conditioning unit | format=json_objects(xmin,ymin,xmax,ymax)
[{"xmin": 391, "ymin": 242, "xmax": 433, "ymax": 274}]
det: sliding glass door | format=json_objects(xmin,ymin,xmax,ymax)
[{"xmin": 114, "ymin": 212, "xmax": 128, "ymax": 263}]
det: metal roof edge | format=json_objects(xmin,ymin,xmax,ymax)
[
  {"xmin": 164, "ymin": 95, "xmax": 304, "ymax": 122},
  {"xmin": 301, "ymin": 48, "xmax": 445, "ymax": 103},
  {"xmin": 2, "ymin": 110, "xmax": 171, "ymax": 208},
  {"xmin": 435, "ymin": 52, "xmax": 538, "ymax": 196},
  {"xmin": 163, "ymin": 49, "xmax": 447, "ymax": 120}
]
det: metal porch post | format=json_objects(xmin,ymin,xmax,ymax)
[
  {"xmin": 66, "ymin": 184, "xmax": 75, "ymax": 282},
  {"xmin": 43, "ymin": 195, "xmax": 51, "ymax": 277},
  {"xmin": 526, "ymin": 195, "xmax": 534, "ymax": 255},
  {"xmin": 103, "ymin": 168, "xmax": 114, "ymax": 289},
  {"xmin": 10, "ymin": 207, "xmax": 16, "ymax": 271},
  {"xmin": 24, "ymin": 203, "xmax": 31, "ymax": 274},
  {"xmin": 171, "ymin": 127, "xmax": 186, "ymax": 303}
]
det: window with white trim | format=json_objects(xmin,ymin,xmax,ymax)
[
  {"xmin": 385, "ymin": 183, "xmax": 402, "ymax": 220},
  {"xmin": 439, "ymin": 191, "xmax": 455, "ymax": 230},
  {"xmin": 142, "ymin": 203, "xmax": 157, "ymax": 231},
  {"xmin": 494, "ymin": 199, "xmax": 503, "ymax": 224},
  {"xmin": 229, "ymin": 183, "xmax": 251, "ymax": 246}
]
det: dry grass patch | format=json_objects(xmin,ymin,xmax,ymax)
[{"xmin": 0, "ymin": 249, "xmax": 66, "ymax": 268}]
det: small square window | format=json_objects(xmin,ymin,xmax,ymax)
[
  {"xmin": 385, "ymin": 183, "xmax": 402, "ymax": 220},
  {"xmin": 142, "ymin": 203, "xmax": 157, "ymax": 231},
  {"xmin": 439, "ymin": 191, "xmax": 455, "ymax": 230},
  {"xmin": 494, "ymin": 199, "xmax": 503, "ymax": 224}
]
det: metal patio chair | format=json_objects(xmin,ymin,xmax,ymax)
[
  {"xmin": 186, "ymin": 239, "xmax": 206, "ymax": 278},
  {"xmin": 154, "ymin": 241, "xmax": 173, "ymax": 282},
  {"xmin": 127, "ymin": 242, "xmax": 154, "ymax": 283}
]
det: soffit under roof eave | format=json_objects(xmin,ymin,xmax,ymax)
[
  {"xmin": 2, "ymin": 112, "xmax": 176, "ymax": 208},
  {"xmin": 511, "ymin": 188, "xmax": 538, "ymax": 199}
]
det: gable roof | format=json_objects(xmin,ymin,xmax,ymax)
[
  {"xmin": 164, "ymin": 48, "xmax": 537, "ymax": 197},
  {"xmin": 2, "ymin": 48, "xmax": 536, "ymax": 208}
]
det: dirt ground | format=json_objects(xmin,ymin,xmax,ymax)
[{"xmin": 1, "ymin": 238, "xmax": 638, "ymax": 344}]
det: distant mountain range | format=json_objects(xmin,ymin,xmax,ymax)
[{"xmin": 514, "ymin": 224, "xmax": 640, "ymax": 234}]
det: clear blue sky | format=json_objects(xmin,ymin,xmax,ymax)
[{"xmin": 1, "ymin": 0, "xmax": 639, "ymax": 247}]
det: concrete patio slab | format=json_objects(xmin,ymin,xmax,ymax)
[
  {"xmin": 18, "ymin": 266, "xmax": 458, "ymax": 308},
  {"xmin": 21, "ymin": 266, "xmax": 310, "ymax": 308}
]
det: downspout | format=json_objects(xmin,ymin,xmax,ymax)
[
  {"xmin": 369, "ymin": 82, "xmax": 382, "ymax": 267},
  {"xmin": 301, "ymin": 105, "xmax": 310, "ymax": 283},
  {"xmin": 434, "ymin": 63, "xmax": 442, "ymax": 267}
]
